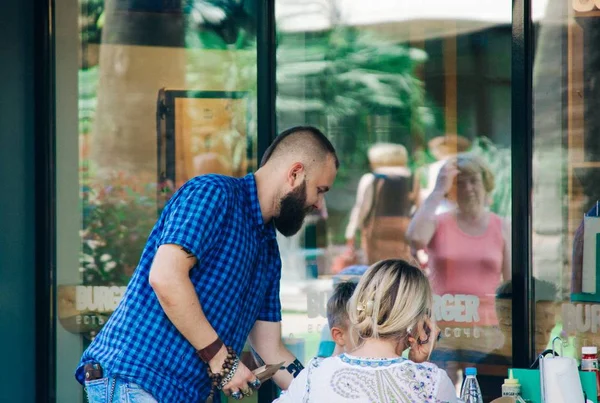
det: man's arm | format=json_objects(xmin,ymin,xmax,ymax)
[
  {"xmin": 248, "ymin": 320, "xmax": 299, "ymax": 390},
  {"xmin": 149, "ymin": 244, "xmax": 256, "ymax": 394},
  {"xmin": 149, "ymin": 244, "xmax": 221, "ymax": 360},
  {"xmin": 151, "ymin": 181, "xmax": 230, "ymax": 362}
]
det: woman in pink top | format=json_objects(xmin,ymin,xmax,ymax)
[{"xmin": 406, "ymin": 153, "xmax": 510, "ymax": 387}]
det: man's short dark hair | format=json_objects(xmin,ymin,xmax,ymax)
[
  {"xmin": 260, "ymin": 125, "xmax": 339, "ymax": 169},
  {"xmin": 327, "ymin": 281, "xmax": 357, "ymax": 329}
]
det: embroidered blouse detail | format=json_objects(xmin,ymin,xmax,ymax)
[{"xmin": 274, "ymin": 355, "xmax": 460, "ymax": 403}]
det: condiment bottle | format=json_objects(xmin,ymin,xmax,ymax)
[
  {"xmin": 501, "ymin": 369, "xmax": 521, "ymax": 398},
  {"xmin": 581, "ymin": 345, "xmax": 600, "ymax": 400}
]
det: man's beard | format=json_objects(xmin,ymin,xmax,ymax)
[{"xmin": 273, "ymin": 181, "xmax": 312, "ymax": 237}]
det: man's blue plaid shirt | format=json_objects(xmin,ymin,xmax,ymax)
[{"xmin": 75, "ymin": 174, "xmax": 282, "ymax": 402}]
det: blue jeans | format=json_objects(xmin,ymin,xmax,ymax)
[{"xmin": 85, "ymin": 377, "xmax": 158, "ymax": 403}]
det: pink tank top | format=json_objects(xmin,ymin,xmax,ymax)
[{"xmin": 427, "ymin": 212, "xmax": 504, "ymax": 326}]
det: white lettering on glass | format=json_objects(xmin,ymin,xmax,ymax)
[
  {"xmin": 433, "ymin": 294, "xmax": 480, "ymax": 323},
  {"xmin": 562, "ymin": 303, "xmax": 600, "ymax": 334},
  {"xmin": 76, "ymin": 286, "xmax": 127, "ymax": 312}
]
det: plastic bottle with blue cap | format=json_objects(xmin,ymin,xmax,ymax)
[{"xmin": 460, "ymin": 367, "xmax": 483, "ymax": 403}]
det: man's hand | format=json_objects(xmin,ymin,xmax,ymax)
[
  {"xmin": 248, "ymin": 321, "xmax": 297, "ymax": 390},
  {"xmin": 209, "ymin": 346, "xmax": 261, "ymax": 400}
]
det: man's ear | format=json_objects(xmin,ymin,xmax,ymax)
[
  {"xmin": 287, "ymin": 162, "xmax": 305, "ymax": 186},
  {"xmin": 331, "ymin": 326, "xmax": 346, "ymax": 346}
]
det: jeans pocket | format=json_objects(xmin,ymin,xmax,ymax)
[
  {"xmin": 84, "ymin": 378, "xmax": 108, "ymax": 402},
  {"xmin": 126, "ymin": 383, "xmax": 158, "ymax": 403}
]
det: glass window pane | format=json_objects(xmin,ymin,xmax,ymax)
[
  {"xmin": 276, "ymin": 1, "xmax": 513, "ymax": 400},
  {"xmin": 55, "ymin": 1, "xmax": 258, "ymax": 401},
  {"xmin": 533, "ymin": 0, "xmax": 600, "ymax": 386}
]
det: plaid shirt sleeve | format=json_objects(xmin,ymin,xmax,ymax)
[
  {"xmin": 159, "ymin": 181, "xmax": 227, "ymax": 259},
  {"xmin": 257, "ymin": 256, "xmax": 282, "ymax": 322}
]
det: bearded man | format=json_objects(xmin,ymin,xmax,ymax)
[{"xmin": 75, "ymin": 126, "xmax": 339, "ymax": 402}]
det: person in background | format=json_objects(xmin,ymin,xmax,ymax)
[
  {"xmin": 475, "ymin": 278, "xmax": 558, "ymax": 401},
  {"xmin": 75, "ymin": 126, "xmax": 338, "ymax": 403},
  {"xmin": 406, "ymin": 153, "xmax": 510, "ymax": 387},
  {"xmin": 413, "ymin": 134, "xmax": 471, "ymax": 269},
  {"xmin": 275, "ymin": 259, "xmax": 458, "ymax": 403},
  {"xmin": 344, "ymin": 143, "xmax": 419, "ymax": 266},
  {"xmin": 496, "ymin": 279, "xmax": 558, "ymax": 359}
]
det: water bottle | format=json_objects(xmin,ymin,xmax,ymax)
[{"xmin": 460, "ymin": 367, "xmax": 483, "ymax": 403}]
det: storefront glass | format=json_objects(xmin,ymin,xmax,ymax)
[
  {"xmin": 55, "ymin": 1, "xmax": 258, "ymax": 401},
  {"xmin": 49, "ymin": 0, "xmax": 568, "ymax": 401},
  {"xmin": 532, "ymin": 0, "xmax": 600, "ymax": 369},
  {"xmin": 275, "ymin": 0, "xmax": 520, "ymax": 400}
]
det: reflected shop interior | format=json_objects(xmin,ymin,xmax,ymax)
[{"xmin": 39, "ymin": 0, "xmax": 600, "ymax": 401}]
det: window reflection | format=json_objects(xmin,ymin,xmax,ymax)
[
  {"xmin": 57, "ymin": 0, "xmax": 258, "ymax": 401},
  {"xmin": 276, "ymin": 1, "xmax": 512, "ymax": 400},
  {"xmin": 533, "ymin": 0, "xmax": 600, "ymax": 371}
]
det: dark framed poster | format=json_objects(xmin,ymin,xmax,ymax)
[{"xmin": 157, "ymin": 88, "xmax": 251, "ymax": 210}]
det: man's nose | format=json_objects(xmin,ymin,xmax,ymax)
[{"xmin": 313, "ymin": 198, "xmax": 323, "ymax": 211}]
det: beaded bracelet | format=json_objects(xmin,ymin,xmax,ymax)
[
  {"xmin": 206, "ymin": 346, "xmax": 238, "ymax": 401},
  {"xmin": 218, "ymin": 357, "xmax": 239, "ymax": 390}
]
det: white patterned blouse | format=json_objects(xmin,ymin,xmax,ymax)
[{"xmin": 273, "ymin": 354, "xmax": 461, "ymax": 403}]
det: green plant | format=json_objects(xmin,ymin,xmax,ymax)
[
  {"xmin": 185, "ymin": 0, "xmax": 257, "ymax": 48},
  {"xmin": 79, "ymin": 66, "xmax": 99, "ymax": 135},
  {"xmin": 470, "ymin": 137, "xmax": 512, "ymax": 217},
  {"xmin": 277, "ymin": 26, "xmax": 433, "ymax": 184},
  {"xmin": 79, "ymin": 0, "xmax": 104, "ymax": 45},
  {"xmin": 80, "ymin": 173, "xmax": 168, "ymax": 285}
]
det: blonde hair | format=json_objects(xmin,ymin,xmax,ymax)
[
  {"xmin": 367, "ymin": 143, "xmax": 408, "ymax": 169},
  {"xmin": 348, "ymin": 259, "xmax": 433, "ymax": 348},
  {"xmin": 455, "ymin": 153, "xmax": 495, "ymax": 193}
]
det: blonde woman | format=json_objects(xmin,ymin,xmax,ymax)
[{"xmin": 274, "ymin": 259, "xmax": 459, "ymax": 402}]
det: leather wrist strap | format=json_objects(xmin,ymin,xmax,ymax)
[{"xmin": 196, "ymin": 338, "xmax": 224, "ymax": 363}]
